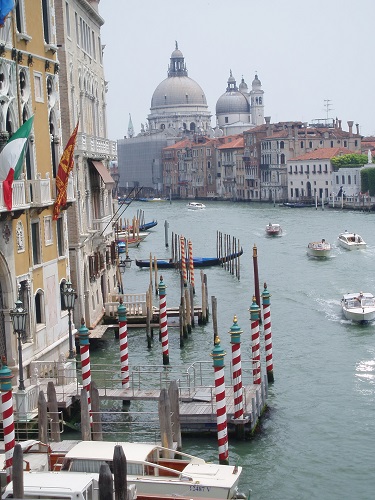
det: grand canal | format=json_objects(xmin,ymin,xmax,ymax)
[{"xmin": 90, "ymin": 200, "xmax": 375, "ymax": 500}]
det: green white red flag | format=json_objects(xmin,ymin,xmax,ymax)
[{"xmin": 0, "ymin": 116, "xmax": 34, "ymax": 210}]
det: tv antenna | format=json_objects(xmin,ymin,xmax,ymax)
[{"xmin": 323, "ymin": 99, "xmax": 333, "ymax": 120}]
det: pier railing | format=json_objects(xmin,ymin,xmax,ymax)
[{"xmin": 105, "ymin": 293, "xmax": 148, "ymax": 317}]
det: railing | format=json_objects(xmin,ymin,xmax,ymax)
[
  {"xmin": 92, "ymin": 214, "xmax": 114, "ymax": 238},
  {"xmin": 0, "ymin": 179, "xmax": 28, "ymax": 211},
  {"xmin": 27, "ymin": 174, "xmax": 52, "ymax": 206},
  {"xmin": 105, "ymin": 293, "xmax": 148, "ymax": 317},
  {"xmin": 76, "ymin": 134, "xmax": 117, "ymax": 157}
]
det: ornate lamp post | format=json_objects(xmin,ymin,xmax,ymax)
[
  {"xmin": 62, "ymin": 280, "xmax": 76, "ymax": 359},
  {"xmin": 10, "ymin": 299, "xmax": 27, "ymax": 391},
  {"xmin": 119, "ymin": 238, "xmax": 132, "ymax": 275}
]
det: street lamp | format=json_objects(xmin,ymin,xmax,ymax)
[
  {"xmin": 118, "ymin": 238, "xmax": 132, "ymax": 274},
  {"xmin": 62, "ymin": 280, "xmax": 76, "ymax": 359},
  {"xmin": 10, "ymin": 299, "xmax": 27, "ymax": 391}
]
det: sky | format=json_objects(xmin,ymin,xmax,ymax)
[{"xmin": 99, "ymin": 0, "xmax": 375, "ymax": 142}]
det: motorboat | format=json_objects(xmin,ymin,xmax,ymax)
[
  {"xmin": 187, "ymin": 201, "xmax": 206, "ymax": 210},
  {"xmin": 341, "ymin": 292, "xmax": 375, "ymax": 322},
  {"xmin": 265, "ymin": 223, "xmax": 282, "ymax": 236},
  {"xmin": 307, "ymin": 239, "xmax": 332, "ymax": 258},
  {"xmin": 60, "ymin": 440, "xmax": 245, "ymax": 499},
  {"xmin": 338, "ymin": 231, "xmax": 366, "ymax": 250}
]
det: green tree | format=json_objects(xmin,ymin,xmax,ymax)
[{"xmin": 331, "ymin": 153, "xmax": 368, "ymax": 168}]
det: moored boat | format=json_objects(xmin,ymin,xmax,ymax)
[
  {"xmin": 187, "ymin": 201, "xmax": 206, "ymax": 210},
  {"xmin": 59, "ymin": 440, "xmax": 245, "ymax": 500},
  {"xmin": 265, "ymin": 223, "xmax": 282, "ymax": 236},
  {"xmin": 337, "ymin": 230, "xmax": 366, "ymax": 250},
  {"xmin": 341, "ymin": 292, "xmax": 375, "ymax": 323},
  {"xmin": 307, "ymin": 239, "xmax": 332, "ymax": 258},
  {"xmin": 135, "ymin": 248, "xmax": 244, "ymax": 269}
]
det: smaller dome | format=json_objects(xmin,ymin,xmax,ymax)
[
  {"xmin": 239, "ymin": 77, "xmax": 248, "ymax": 93},
  {"xmin": 171, "ymin": 48, "xmax": 183, "ymax": 58},
  {"xmin": 216, "ymin": 91, "xmax": 250, "ymax": 114},
  {"xmin": 252, "ymin": 74, "xmax": 261, "ymax": 87}
]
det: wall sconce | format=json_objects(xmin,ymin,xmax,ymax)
[
  {"xmin": 0, "ymin": 45, "xmax": 5, "ymax": 57},
  {"xmin": 11, "ymin": 48, "xmax": 17, "ymax": 61},
  {"xmin": 17, "ymin": 51, "xmax": 23, "ymax": 64},
  {"xmin": 27, "ymin": 54, "xmax": 33, "ymax": 66},
  {"xmin": 45, "ymin": 60, "xmax": 50, "ymax": 71},
  {"xmin": 54, "ymin": 63, "xmax": 59, "ymax": 74}
]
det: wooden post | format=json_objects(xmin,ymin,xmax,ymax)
[
  {"xmin": 164, "ymin": 220, "xmax": 169, "ymax": 247},
  {"xmin": 200, "ymin": 271, "xmax": 206, "ymax": 325},
  {"xmin": 190, "ymin": 284, "xmax": 195, "ymax": 328},
  {"xmin": 179, "ymin": 305, "xmax": 184, "ymax": 348},
  {"xmin": 211, "ymin": 296, "xmax": 218, "ymax": 345},
  {"xmin": 204, "ymin": 273, "xmax": 209, "ymax": 321},
  {"xmin": 80, "ymin": 388, "xmax": 91, "ymax": 441},
  {"xmin": 113, "ymin": 445, "xmax": 127, "ymax": 500},
  {"xmin": 184, "ymin": 287, "xmax": 191, "ymax": 334},
  {"xmin": 47, "ymin": 381, "xmax": 60, "ymax": 442},
  {"xmin": 149, "ymin": 252, "xmax": 153, "ymax": 291},
  {"xmin": 158, "ymin": 388, "xmax": 173, "ymax": 457},
  {"xmin": 91, "ymin": 381, "xmax": 103, "ymax": 441},
  {"xmin": 154, "ymin": 257, "xmax": 159, "ymax": 295},
  {"xmin": 168, "ymin": 381, "xmax": 182, "ymax": 451},
  {"xmin": 38, "ymin": 390, "xmax": 48, "ymax": 444},
  {"xmin": 99, "ymin": 462, "xmax": 113, "ymax": 500},
  {"xmin": 181, "ymin": 295, "xmax": 188, "ymax": 339},
  {"xmin": 12, "ymin": 443, "xmax": 23, "ymax": 499},
  {"xmin": 146, "ymin": 304, "xmax": 152, "ymax": 348}
]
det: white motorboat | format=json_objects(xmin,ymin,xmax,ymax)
[
  {"xmin": 338, "ymin": 231, "xmax": 366, "ymax": 250},
  {"xmin": 60, "ymin": 440, "xmax": 244, "ymax": 499},
  {"xmin": 187, "ymin": 201, "xmax": 206, "ymax": 210},
  {"xmin": 341, "ymin": 292, "xmax": 375, "ymax": 322},
  {"xmin": 307, "ymin": 239, "xmax": 332, "ymax": 258},
  {"xmin": 265, "ymin": 223, "xmax": 282, "ymax": 236}
]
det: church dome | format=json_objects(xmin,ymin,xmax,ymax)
[
  {"xmin": 216, "ymin": 91, "xmax": 250, "ymax": 114},
  {"xmin": 151, "ymin": 77, "xmax": 207, "ymax": 109},
  {"xmin": 252, "ymin": 74, "xmax": 261, "ymax": 87}
]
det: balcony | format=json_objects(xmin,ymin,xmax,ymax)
[
  {"xmin": 0, "ymin": 179, "xmax": 29, "ymax": 213},
  {"xmin": 92, "ymin": 214, "xmax": 115, "ymax": 239},
  {"xmin": 27, "ymin": 174, "xmax": 53, "ymax": 207},
  {"xmin": 76, "ymin": 133, "xmax": 117, "ymax": 159}
]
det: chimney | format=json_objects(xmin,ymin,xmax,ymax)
[
  {"xmin": 265, "ymin": 116, "xmax": 271, "ymax": 135},
  {"xmin": 338, "ymin": 119, "xmax": 341, "ymax": 130},
  {"xmin": 355, "ymin": 123, "xmax": 359, "ymax": 135},
  {"xmin": 347, "ymin": 121, "xmax": 353, "ymax": 137}
]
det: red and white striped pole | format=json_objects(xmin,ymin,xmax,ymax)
[
  {"xmin": 118, "ymin": 299, "xmax": 129, "ymax": 388},
  {"xmin": 0, "ymin": 360, "xmax": 15, "ymax": 483},
  {"xmin": 78, "ymin": 318, "xmax": 92, "ymax": 422},
  {"xmin": 211, "ymin": 336, "xmax": 229, "ymax": 465},
  {"xmin": 188, "ymin": 240, "xmax": 195, "ymax": 293},
  {"xmin": 158, "ymin": 277, "xmax": 169, "ymax": 365},
  {"xmin": 180, "ymin": 236, "xmax": 187, "ymax": 286},
  {"xmin": 262, "ymin": 283, "xmax": 274, "ymax": 383},
  {"xmin": 229, "ymin": 316, "xmax": 244, "ymax": 420},
  {"xmin": 250, "ymin": 296, "xmax": 261, "ymax": 384}
]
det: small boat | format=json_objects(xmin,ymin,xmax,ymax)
[
  {"xmin": 138, "ymin": 197, "xmax": 168, "ymax": 202},
  {"xmin": 135, "ymin": 248, "xmax": 244, "ymax": 269},
  {"xmin": 265, "ymin": 223, "xmax": 282, "ymax": 236},
  {"xmin": 118, "ymin": 240, "xmax": 140, "ymax": 251},
  {"xmin": 283, "ymin": 202, "xmax": 314, "ymax": 208},
  {"xmin": 187, "ymin": 201, "xmax": 206, "ymax": 210},
  {"xmin": 118, "ymin": 196, "xmax": 132, "ymax": 205},
  {"xmin": 125, "ymin": 220, "xmax": 158, "ymax": 232},
  {"xmin": 337, "ymin": 231, "xmax": 366, "ymax": 250},
  {"xmin": 117, "ymin": 231, "xmax": 149, "ymax": 242},
  {"xmin": 341, "ymin": 292, "xmax": 375, "ymax": 323},
  {"xmin": 307, "ymin": 239, "xmax": 332, "ymax": 258},
  {"xmin": 59, "ymin": 440, "xmax": 245, "ymax": 500}
]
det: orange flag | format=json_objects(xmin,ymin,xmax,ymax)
[{"xmin": 53, "ymin": 122, "xmax": 79, "ymax": 220}]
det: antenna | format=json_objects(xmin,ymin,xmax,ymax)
[{"xmin": 323, "ymin": 99, "xmax": 333, "ymax": 120}]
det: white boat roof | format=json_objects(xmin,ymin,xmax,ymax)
[
  {"xmin": 3, "ymin": 471, "xmax": 98, "ymax": 495},
  {"xmin": 342, "ymin": 292, "xmax": 374, "ymax": 300},
  {"xmin": 65, "ymin": 441, "xmax": 167, "ymax": 462}
]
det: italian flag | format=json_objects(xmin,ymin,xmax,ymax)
[{"xmin": 0, "ymin": 116, "xmax": 34, "ymax": 210}]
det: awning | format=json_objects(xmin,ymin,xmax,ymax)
[{"xmin": 90, "ymin": 160, "xmax": 115, "ymax": 187}]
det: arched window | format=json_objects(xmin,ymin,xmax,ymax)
[{"xmin": 35, "ymin": 289, "xmax": 45, "ymax": 325}]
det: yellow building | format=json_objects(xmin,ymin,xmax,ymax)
[{"xmin": 0, "ymin": 1, "xmax": 74, "ymax": 394}]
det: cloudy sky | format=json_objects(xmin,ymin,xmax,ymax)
[{"xmin": 99, "ymin": 0, "xmax": 375, "ymax": 141}]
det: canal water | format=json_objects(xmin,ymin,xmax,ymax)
[{"xmin": 91, "ymin": 200, "xmax": 375, "ymax": 500}]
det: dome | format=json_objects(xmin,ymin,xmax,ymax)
[
  {"xmin": 252, "ymin": 74, "xmax": 261, "ymax": 87},
  {"xmin": 151, "ymin": 76, "xmax": 207, "ymax": 109},
  {"xmin": 171, "ymin": 48, "xmax": 183, "ymax": 58},
  {"xmin": 216, "ymin": 91, "xmax": 250, "ymax": 114}
]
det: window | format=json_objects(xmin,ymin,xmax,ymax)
[
  {"xmin": 309, "ymin": 141, "xmax": 312, "ymax": 148},
  {"xmin": 336, "ymin": 175, "xmax": 339, "ymax": 184},
  {"xmin": 280, "ymin": 141, "xmax": 284, "ymax": 149},
  {"xmin": 75, "ymin": 13, "xmax": 79, "ymax": 45},
  {"xmin": 305, "ymin": 165, "xmax": 309, "ymax": 174},
  {"xmin": 300, "ymin": 141, "xmax": 304, "ymax": 148},
  {"xmin": 225, "ymin": 117, "xmax": 228, "ymax": 124},
  {"xmin": 31, "ymin": 220, "xmax": 41, "ymax": 265},
  {"xmin": 57, "ymin": 217, "xmax": 65, "ymax": 256},
  {"xmin": 65, "ymin": 2, "xmax": 71, "ymax": 37},
  {"xmin": 44, "ymin": 216, "xmax": 53, "ymax": 245},
  {"xmin": 34, "ymin": 73, "xmax": 43, "ymax": 102},
  {"xmin": 42, "ymin": 0, "xmax": 51, "ymax": 44},
  {"xmin": 35, "ymin": 290, "xmax": 45, "ymax": 325},
  {"xmin": 206, "ymin": 148, "xmax": 211, "ymax": 156}
]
